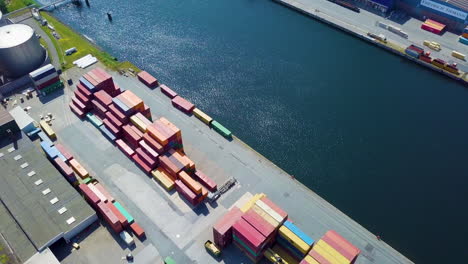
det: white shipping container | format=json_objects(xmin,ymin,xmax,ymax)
[
  {"xmin": 255, "ymin": 200, "xmax": 283, "ymax": 223},
  {"xmin": 377, "ymin": 21, "xmax": 388, "ymax": 29},
  {"xmin": 119, "ymin": 231, "xmax": 135, "ymax": 246},
  {"xmin": 29, "ymin": 64, "xmax": 54, "ymax": 78}
]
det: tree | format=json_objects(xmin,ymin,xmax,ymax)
[{"xmin": 0, "ymin": 0, "xmax": 7, "ymax": 14}]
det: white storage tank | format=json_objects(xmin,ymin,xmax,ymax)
[{"xmin": 0, "ymin": 24, "xmax": 46, "ymax": 78}]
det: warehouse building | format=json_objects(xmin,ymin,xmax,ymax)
[
  {"xmin": 396, "ymin": 0, "xmax": 468, "ymax": 32},
  {"xmin": 0, "ymin": 128, "xmax": 97, "ymax": 262}
]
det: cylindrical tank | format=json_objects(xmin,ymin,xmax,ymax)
[{"xmin": 0, "ymin": 24, "xmax": 46, "ymax": 78}]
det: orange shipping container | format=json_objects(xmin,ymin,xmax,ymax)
[
  {"xmin": 69, "ymin": 159, "xmax": 89, "ymax": 178},
  {"xmin": 121, "ymin": 90, "xmax": 144, "ymax": 111},
  {"xmin": 178, "ymin": 171, "xmax": 202, "ymax": 194},
  {"xmin": 147, "ymin": 124, "xmax": 169, "ymax": 146}
]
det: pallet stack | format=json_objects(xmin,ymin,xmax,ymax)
[{"xmin": 29, "ymin": 64, "xmax": 63, "ymax": 96}]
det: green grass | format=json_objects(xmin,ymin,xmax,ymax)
[
  {"xmin": 5, "ymin": 0, "xmax": 36, "ymax": 13},
  {"xmin": 39, "ymin": 12, "xmax": 141, "ymax": 73}
]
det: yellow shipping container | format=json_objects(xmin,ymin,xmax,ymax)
[
  {"xmin": 304, "ymin": 255, "xmax": 320, "ymax": 264},
  {"xmin": 39, "ymin": 120, "xmax": 56, "ymax": 140},
  {"xmin": 272, "ymin": 245, "xmax": 299, "ymax": 264},
  {"xmin": 240, "ymin": 193, "xmax": 266, "ymax": 212},
  {"xmin": 312, "ymin": 243, "xmax": 345, "ymax": 264},
  {"xmin": 278, "ymin": 226, "xmax": 311, "ymax": 254},
  {"xmin": 452, "ymin": 51, "xmax": 466, "ymax": 60},
  {"xmin": 316, "ymin": 240, "xmax": 351, "ymax": 264},
  {"xmin": 251, "ymin": 204, "xmax": 280, "ymax": 228},
  {"xmin": 193, "ymin": 108, "xmax": 213, "ymax": 125},
  {"xmin": 152, "ymin": 168, "xmax": 175, "ymax": 191},
  {"xmin": 130, "ymin": 115, "xmax": 148, "ymax": 132}
]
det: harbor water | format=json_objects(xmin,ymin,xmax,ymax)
[{"xmin": 39, "ymin": 0, "xmax": 468, "ymax": 262}]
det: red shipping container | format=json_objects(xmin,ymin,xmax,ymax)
[
  {"xmin": 142, "ymin": 133, "xmax": 164, "ymax": 154},
  {"xmin": 132, "ymin": 153, "xmax": 152, "ymax": 174},
  {"xmin": 107, "ymin": 202, "xmax": 128, "ymax": 227},
  {"xmin": 242, "ymin": 209, "xmax": 275, "ymax": 239},
  {"xmin": 53, "ymin": 157, "xmax": 75, "ymax": 178},
  {"xmin": 135, "ymin": 147, "xmax": 157, "ymax": 168},
  {"xmin": 75, "ymin": 89, "xmax": 90, "ymax": 105},
  {"xmin": 138, "ymin": 140, "xmax": 159, "ymax": 159},
  {"xmin": 137, "ymin": 71, "xmax": 158, "ymax": 88},
  {"xmin": 72, "ymin": 97, "xmax": 88, "ymax": 111},
  {"xmin": 232, "ymin": 218, "xmax": 266, "ymax": 253},
  {"xmin": 109, "ymin": 103, "xmax": 128, "ymax": 123},
  {"xmin": 76, "ymin": 83, "xmax": 93, "ymax": 98},
  {"xmin": 94, "ymin": 183, "xmax": 115, "ymax": 203},
  {"xmin": 321, "ymin": 236, "xmax": 356, "ymax": 262},
  {"xmin": 160, "ymin": 84, "xmax": 178, "ymax": 98},
  {"xmin": 194, "ymin": 170, "xmax": 217, "ymax": 192},
  {"xmin": 324, "ymin": 230, "xmax": 360, "ymax": 259},
  {"xmin": 94, "ymin": 90, "xmax": 113, "ymax": 106},
  {"xmin": 78, "ymin": 184, "xmax": 101, "ymax": 205},
  {"xmin": 142, "ymin": 104, "xmax": 151, "ymax": 119},
  {"xmin": 84, "ymin": 73, "xmax": 99, "ymax": 87},
  {"xmin": 96, "ymin": 201, "xmax": 123, "ymax": 233},
  {"xmin": 69, "ymin": 102, "xmax": 85, "ymax": 119},
  {"xmin": 37, "ymin": 76, "xmax": 60, "ymax": 90},
  {"xmin": 134, "ymin": 112, "xmax": 152, "ymax": 126},
  {"xmin": 116, "ymin": 139, "xmax": 135, "ymax": 157},
  {"xmin": 175, "ymin": 180, "xmax": 197, "ymax": 205},
  {"xmin": 91, "ymin": 99, "xmax": 108, "ymax": 115},
  {"xmin": 421, "ymin": 23, "xmax": 441, "ymax": 34},
  {"xmin": 130, "ymin": 222, "xmax": 146, "ymax": 239},
  {"xmin": 129, "ymin": 124, "xmax": 144, "ymax": 139},
  {"xmin": 159, "ymin": 155, "xmax": 182, "ymax": 178},
  {"xmin": 122, "ymin": 125, "xmax": 140, "ymax": 148},
  {"xmin": 309, "ymin": 249, "xmax": 332, "ymax": 264},
  {"xmin": 106, "ymin": 111, "xmax": 123, "ymax": 128},
  {"xmin": 55, "ymin": 143, "xmax": 74, "ymax": 162},
  {"xmin": 213, "ymin": 206, "xmax": 243, "ymax": 248},
  {"xmin": 103, "ymin": 118, "xmax": 121, "ymax": 137},
  {"xmin": 167, "ymin": 154, "xmax": 187, "ymax": 171},
  {"xmin": 261, "ymin": 197, "xmax": 288, "ymax": 220},
  {"xmin": 171, "ymin": 96, "xmax": 195, "ymax": 114}
]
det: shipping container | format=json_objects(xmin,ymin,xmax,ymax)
[
  {"xmin": 160, "ymin": 84, "xmax": 178, "ymax": 98},
  {"xmin": 151, "ymin": 167, "xmax": 175, "ymax": 191},
  {"xmin": 146, "ymin": 124, "xmax": 169, "ymax": 146},
  {"xmin": 308, "ymin": 249, "xmax": 332, "ymax": 264},
  {"xmin": 233, "ymin": 218, "xmax": 266, "ymax": 253},
  {"xmin": 94, "ymin": 90, "xmax": 113, "ymax": 106},
  {"xmin": 130, "ymin": 115, "xmax": 148, "ymax": 132},
  {"xmin": 132, "ymin": 153, "xmax": 153, "ymax": 174},
  {"xmin": 139, "ymin": 140, "xmax": 159, "ymax": 160},
  {"xmin": 31, "ymin": 67, "xmax": 57, "ymax": 82},
  {"xmin": 103, "ymin": 118, "xmax": 120, "ymax": 137},
  {"xmin": 159, "ymin": 155, "xmax": 183, "ymax": 178},
  {"xmin": 116, "ymin": 139, "xmax": 135, "ymax": 157},
  {"xmin": 105, "ymin": 111, "xmax": 123, "ymax": 128},
  {"xmin": 311, "ymin": 243, "xmax": 345, "ymax": 264},
  {"xmin": 38, "ymin": 131, "xmax": 52, "ymax": 144},
  {"xmin": 452, "ymin": 51, "xmax": 466, "ymax": 60},
  {"xmin": 41, "ymin": 143, "xmax": 60, "ymax": 159},
  {"xmin": 129, "ymin": 124, "xmax": 144, "ymax": 138},
  {"xmin": 69, "ymin": 159, "xmax": 89, "ymax": 178},
  {"xmin": 242, "ymin": 209, "xmax": 275, "ymax": 239},
  {"xmin": 261, "ymin": 197, "xmax": 288, "ymax": 220},
  {"xmin": 91, "ymin": 99, "xmax": 108, "ymax": 115},
  {"xmin": 233, "ymin": 234, "xmax": 263, "ymax": 257},
  {"xmin": 193, "ymin": 170, "xmax": 217, "ymax": 192},
  {"xmin": 94, "ymin": 183, "xmax": 115, "ymax": 203},
  {"xmin": 175, "ymin": 179, "xmax": 198, "ymax": 205},
  {"xmin": 192, "ymin": 108, "xmax": 213, "ymax": 125},
  {"xmin": 112, "ymin": 97, "xmax": 132, "ymax": 115},
  {"xmin": 113, "ymin": 201, "xmax": 135, "ymax": 224},
  {"xmin": 211, "ymin": 121, "xmax": 232, "ymax": 138},
  {"xmin": 119, "ymin": 90, "xmax": 144, "ymax": 111},
  {"xmin": 55, "ymin": 143, "xmax": 73, "ymax": 162},
  {"xmin": 271, "ymin": 244, "xmax": 301, "ymax": 264},
  {"xmin": 250, "ymin": 205, "xmax": 280, "ymax": 229},
  {"xmin": 69, "ymin": 102, "xmax": 85, "ymax": 119},
  {"xmin": 97, "ymin": 201, "xmax": 123, "ymax": 233},
  {"xmin": 109, "ymin": 103, "xmax": 129, "ymax": 123},
  {"xmin": 213, "ymin": 206, "xmax": 243, "ymax": 248},
  {"xmin": 135, "ymin": 147, "xmax": 157, "ymax": 168},
  {"xmin": 122, "ymin": 125, "xmax": 141, "ymax": 147},
  {"xmin": 39, "ymin": 120, "xmax": 56, "ymax": 140},
  {"xmin": 460, "ymin": 36, "xmax": 468, "ymax": 45},
  {"xmin": 35, "ymin": 74, "xmax": 59, "ymax": 87},
  {"xmin": 53, "ymin": 157, "xmax": 75, "ymax": 178},
  {"xmin": 72, "ymin": 97, "xmax": 88, "ymax": 112},
  {"xmin": 78, "ymin": 184, "xmax": 101, "ymax": 205},
  {"xmin": 405, "ymin": 48, "xmax": 420, "ymax": 59},
  {"xmin": 135, "ymin": 112, "xmax": 152, "ymax": 126},
  {"xmin": 142, "ymin": 133, "xmax": 165, "ymax": 154},
  {"xmin": 99, "ymin": 124, "xmax": 117, "ymax": 142},
  {"xmin": 277, "ymin": 235, "xmax": 305, "ymax": 259},
  {"xmin": 241, "ymin": 193, "xmax": 266, "ymax": 213},
  {"xmin": 29, "ymin": 64, "xmax": 54, "ymax": 79},
  {"xmin": 178, "ymin": 171, "xmax": 202, "ymax": 194},
  {"xmin": 107, "ymin": 201, "xmax": 128, "ymax": 227},
  {"xmin": 137, "ymin": 71, "xmax": 159, "ymax": 88},
  {"xmin": 79, "ymin": 77, "xmax": 96, "ymax": 91},
  {"xmin": 88, "ymin": 183, "xmax": 108, "ymax": 203},
  {"xmin": 315, "ymin": 240, "xmax": 350, "ymax": 264},
  {"xmin": 283, "ymin": 221, "xmax": 314, "ymax": 246},
  {"xmin": 87, "ymin": 113, "xmax": 104, "ymax": 128},
  {"xmin": 323, "ymin": 230, "xmax": 360, "ymax": 260},
  {"xmin": 301, "ymin": 255, "xmax": 320, "ymax": 264},
  {"xmin": 171, "ymin": 96, "xmax": 195, "ymax": 114},
  {"xmin": 76, "ymin": 83, "xmax": 93, "ymax": 98},
  {"xmin": 130, "ymin": 222, "xmax": 146, "ymax": 239},
  {"xmin": 279, "ymin": 226, "xmax": 311, "ymax": 255},
  {"xmin": 233, "ymin": 239, "xmax": 263, "ymax": 263}
]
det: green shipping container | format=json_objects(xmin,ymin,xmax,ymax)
[
  {"xmin": 86, "ymin": 113, "xmax": 103, "ymax": 128},
  {"xmin": 113, "ymin": 201, "xmax": 134, "ymax": 224},
  {"xmin": 82, "ymin": 177, "xmax": 93, "ymax": 184},
  {"xmin": 211, "ymin": 121, "xmax": 232, "ymax": 138},
  {"xmin": 233, "ymin": 234, "xmax": 262, "ymax": 257}
]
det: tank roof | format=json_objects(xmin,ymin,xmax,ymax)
[{"xmin": 0, "ymin": 24, "xmax": 35, "ymax": 49}]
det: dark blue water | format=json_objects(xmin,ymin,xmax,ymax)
[{"xmin": 43, "ymin": 0, "xmax": 468, "ymax": 262}]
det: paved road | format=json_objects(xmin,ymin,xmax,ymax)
[{"xmin": 12, "ymin": 62, "xmax": 412, "ymax": 264}]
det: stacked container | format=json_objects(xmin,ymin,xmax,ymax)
[
  {"xmin": 78, "ymin": 183, "xmax": 101, "ymax": 208},
  {"xmin": 137, "ymin": 71, "xmax": 159, "ymax": 88},
  {"xmin": 96, "ymin": 201, "xmax": 123, "ymax": 233},
  {"xmin": 29, "ymin": 64, "xmax": 63, "ymax": 96},
  {"xmin": 306, "ymin": 230, "xmax": 360, "ymax": 264},
  {"xmin": 147, "ymin": 118, "xmax": 183, "ymax": 150},
  {"xmin": 151, "ymin": 167, "xmax": 175, "ymax": 191},
  {"xmin": 277, "ymin": 220, "xmax": 314, "ymax": 260},
  {"xmin": 53, "ymin": 157, "xmax": 77, "ymax": 183},
  {"xmin": 233, "ymin": 218, "xmax": 267, "ymax": 263}
]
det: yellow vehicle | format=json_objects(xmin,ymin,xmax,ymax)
[
  {"xmin": 452, "ymin": 50, "xmax": 466, "ymax": 60},
  {"xmin": 423, "ymin": 40, "xmax": 441, "ymax": 51},
  {"xmin": 204, "ymin": 240, "xmax": 221, "ymax": 257}
]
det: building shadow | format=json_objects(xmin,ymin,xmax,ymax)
[
  {"xmin": 384, "ymin": 10, "xmax": 412, "ymax": 25},
  {"xmin": 38, "ymin": 89, "xmax": 65, "ymax": 104}
]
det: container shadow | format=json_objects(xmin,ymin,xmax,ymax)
[
  {"xmin": 192, "ymin": 202, "xmax": 209, "ymax": 216},
  {"xmin": 218, "ymin": 245, "xmax": 255, "ymax": 264},
  {"xmin": 38, "ymin": 89, "xmax": 65, "ymax": 104}
]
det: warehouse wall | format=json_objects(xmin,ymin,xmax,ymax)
[{"xmin": 63, "ymin": 213, "xmax": 98, "ymax": 242}]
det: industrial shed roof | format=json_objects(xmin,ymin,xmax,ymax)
[
  {"xmin": 446, "ymin": 0, "xmax": 468, "ymax": 12},
  {"xmin": 0, "ymin": 133, "xmax": 95, "ymax": 262},
  {"xmin": 8, "ymin": 106, "xmax": 34, "ymax": 130}
]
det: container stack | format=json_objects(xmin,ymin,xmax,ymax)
[
  {"xmin": 232, "ymin": 217, "xmax": 269, "ymax": 263},
  {"xmin": 29, "ymin": 64, "xmax": 63, "ymax": 96},
  {"xmin": 137, "ymin": 71, "xmax": 159, "ymax": 88},
  {"xmin": 305, "ymin": 230, "xmax": 360, "ymax": 264},
  {"xmin": 146, "ymin": 118, "xmax": 183, "ymax": 151},
  {"xmin": 460, "ymin": 26, "xmax": 468, "ymax": 45},
  {"xmin": 277, "ymin": 220, "xmax": 314, "ymax": 260},
  {"xmin": 421, "ymin": 19, "xmax": 445, "ymax": 34},
  {"xmin": 213, "ymin": 207, "xmax": 244, "ymax": 249}
]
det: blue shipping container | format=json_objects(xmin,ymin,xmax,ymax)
[
  {"xmin": 459, "ymin": 36, "xmax": 468, "ymax": 45},
  {"xmin": 405, "ymin": 48, "xmax": 420, "ymax": 58},
  {"xmin": 99, "ymin": 125, "xmax": 116, "ymax": 142},
  {"xmin": 112, "ymin": 97, "xmax": 132, "ymax": 114},
  {"xmin": 283, "ymin": 221, "xmax": 314, "ymax": 246},
  {"xmin": 38, "ymin": 131, "xmax": 52, "ymax": 144},
  {"xmin": 79, "ymin": 77, "xmax": 95, "ymax": 91}
]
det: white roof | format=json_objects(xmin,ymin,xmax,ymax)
[
  {"xmin": 0, "ymin": 24, "xmax": 34, "ymax": 49},
  {"xmin": 9, "ymin": 106, "xmax": 35, "ymax": 130}
]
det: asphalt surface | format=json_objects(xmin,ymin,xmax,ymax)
[
  {"xmin": 2, "ymin": 61, "xmax": 414, "ymax": 264},
  {"xmin": 272, "ymin": 0, "xmax": 468, "ymax": 74}
]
